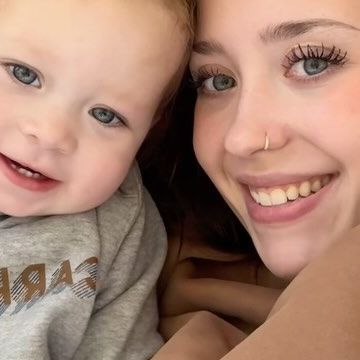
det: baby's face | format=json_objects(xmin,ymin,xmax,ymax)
[{"xmin": 0, "ymin": 0, "xmax": 186, "ymax": 216}]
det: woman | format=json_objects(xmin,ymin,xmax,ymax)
[
  {"xmin": 141, "ymin": 71, "xmax": 287, "ymax": 340},
  {"xmin": 153, "ymin": 0, "xmax": 360, "ymax": 358}
]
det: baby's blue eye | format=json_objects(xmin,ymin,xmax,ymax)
[
  {"xmin": 89, "ymin": 107, "xmax": 126, "ymax": 127},
  {"xmin": 8, "ymin": 64, "xmax": 41, "ymax": 87},
  {"xmin": 303, "ymin": 59, "xmax": 328, "ymax": 76}
]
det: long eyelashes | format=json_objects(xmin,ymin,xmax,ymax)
[
  {"xmin": 191, "ymin": 43, "xmax": 349, "ymax": 93},
  {"xmin": 284, "ymin": 44, "xmax": 348, "ymax": 69},
  {"xmin": 190, "ymin": 66, "xmax": 221, "ymax": 89}
]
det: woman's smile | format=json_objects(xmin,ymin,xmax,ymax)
[{"xmin": 242, "ymin": 173, "xmax": 337, "ymax": 224}]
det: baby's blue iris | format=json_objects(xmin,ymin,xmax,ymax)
[
  {"xmin": 13, "ymin": 65, "xmax": 38, "ymax": 85},
  {"xmin": 91, "ymin": 108, "xmax": 115, "ymax": 124}
]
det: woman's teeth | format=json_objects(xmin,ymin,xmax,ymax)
[
  {"xmin": 10, "ymin": 162, "xmax": 42, "ymax": 179},
  {"xmin": 249, "ymin": 175, "xmax": 330, "ymax": 207}
]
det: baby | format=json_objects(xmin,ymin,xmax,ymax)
[{"xmin": 0, "ymin": 0, "xmax": 193, "ymax": 359}]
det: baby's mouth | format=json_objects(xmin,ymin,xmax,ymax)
[{"xmin": 3, "ymin": 155, "xmax": 49, "ymax": 181}]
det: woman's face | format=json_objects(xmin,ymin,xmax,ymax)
[{"xmin": 191, "ymin": 0, "xmax": 360, "ymax": 278}]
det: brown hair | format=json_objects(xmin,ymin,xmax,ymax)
[
  {"xmin": 162, "ymin": 0, "xmax": 196, "ymax": 39},
  {"xmin": 153, "ymin": 0, "xmax": 196, "ymax": 122},
  {"xmin": 138, "ymin": 0, "xmax": 196, "ymax": 159},
  {"xmin": 140, "ymin": 74, "xmax": 255, "ymax": 255},
  {"xmin": 139, "ymin": 1, "xmax": 254, "ymax": 259}
]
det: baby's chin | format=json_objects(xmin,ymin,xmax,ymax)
[
  {"xmin": 0, "ymin": 206, "xmax": 52, "ymax": 218},
  {"xmin": 0, "ymin": 203, "xmax": 91, "ymax": 218},
  {"xmin": 0, "ymin": 208, "xmax": 38, "ymax": 218}
]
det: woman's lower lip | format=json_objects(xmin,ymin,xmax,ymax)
[
  {"xmin": 243, "ymin": 178, "xmax": 335, "ymax": 224},
  {"xmin": 0, "ymin": 153, "xmax": 59, "ymax": 192}
]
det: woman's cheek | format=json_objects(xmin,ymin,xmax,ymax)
[{"xmin": 193, "ymin": 106, "xmax": 222, "ymax": 171}]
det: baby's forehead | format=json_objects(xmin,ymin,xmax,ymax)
[
  {"xmin": 0, "ymin": 0, "xmax": 187, "ymax": 123},
  {"xmin": 0, "ymin": 0, "xmax": 10, "ymax": 14}
]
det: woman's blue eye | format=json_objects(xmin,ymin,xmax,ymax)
[
  {"xmin": 90, "ymin": 107, "xmax": 126, "ymax": 127},
  {"xmin": 8, "ymin": 64, "xmax": 41, "ymax": 87},
  {"xmin": 303, "ymin": 58, "xmax": 328, "ymax": 75},
  {"xmin": 203, "ymin": 74, "xmax": 236, "ymax": 92},
  {"xmin": 284, "ymin": 44, "xmax": 348, "ymax": 81}
]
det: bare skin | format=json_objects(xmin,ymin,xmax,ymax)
[
  {"xmin": 155, "ymin": 0, "xmax": 360, "ymax": 357},
  {"xmin": 153, "ymin": 224, "xmax": 360, "ymax": 359},
  {"xmin": 159, "ymin": 216, "xmax": 286, "ymax": 339}
]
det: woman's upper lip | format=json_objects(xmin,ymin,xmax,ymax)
[{"xmin": 236, "ymin": 172, "xmax": 332, "ymax": 188}]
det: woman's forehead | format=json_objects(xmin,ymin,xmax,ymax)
[{"xmin": 196, "ymin": 0, "xmax": 360, "ymax": 27}]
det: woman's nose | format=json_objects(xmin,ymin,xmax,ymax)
[{"xmin": 224, "ymin": 87, "xmax": 290, "ymax": 157}]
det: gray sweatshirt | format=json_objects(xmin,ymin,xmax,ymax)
[{"xmin": 0, "ymin": 164, "xmax": 167, "ymax": 360}]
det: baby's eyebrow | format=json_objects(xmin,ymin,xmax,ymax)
[
  {"xmin": 2, "ymin": 35, "xmax": 55, "ymax": 60},
  {"xmin": 260, "ymin": 18, "xmax": 360, "ymax": 44}
]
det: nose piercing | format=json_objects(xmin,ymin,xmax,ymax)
[{"xmin": 264, "ymin": 133, "xmax": 270, "ymax": 151}]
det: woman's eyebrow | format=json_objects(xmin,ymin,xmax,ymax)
[
  {"xmin": 192, "ymin": 19, "xmax": 360, "ymax": 56},
  {"xmin": 192, "ymin": 39, "xmax": 225, "ymax": 56},
  {"xmin": 260, "ymin": 18, "xmax": 360, "ymax": 43}
]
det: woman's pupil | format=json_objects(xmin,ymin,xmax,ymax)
[{"xmin": 304, "ymin": 59, "xmax": 328, "ymax": 75}]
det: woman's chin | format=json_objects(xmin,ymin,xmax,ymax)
[
  {"xmin": 251, "ymin": 222, "xmax": 346, "ymax": 279},
  {"xmin": 264, "ymin": 259, "xmax": 306, "ymax": 280},
  {"xmin": 259, "ymin": 247, "xmax": 313, "ymax": 280}
]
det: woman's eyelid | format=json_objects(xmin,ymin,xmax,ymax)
[
  {"xmin": 191, "ymin": 65, "xmax": 237, "ymax": 93},
  {"xmin": 192, "ymin": 63, "xmax": 235, "ymax": 79},
  {"xmin": 281, "ymin": 42, "xmax": 349, "ymax": 81},
  {"xmin": 283, "ymin": 43, "xmax": 348, "ymax": 66}
]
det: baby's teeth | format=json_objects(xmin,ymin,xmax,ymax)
[
  {"xmin": 10, "ymin": 163, "xmax": 40, "ymax": 178},
  {"xmin": 18, "ymin": 168, "xmax": 33, "ymax": 177},
  {"xmin": 270, "ymin": 189, "xmax": 287, "ymax": 205},
  {"xmin": 311, "ymin": 179, "xmax": 322, "ymax": 193},
  {"xmin": 259, "ymin": 192, "xmax": 272, "ymax": 207},
  {"xmin": 18, "ymin": 168, "xmax": 35, "ymax": 178},
  {"xmin": 299, "ymin": 181, "xmax": 311, "ymax": 197},
  {"xmin": 18, "ymin": 168, "xmax": 28, "ymax": 175},
  {"xmin": 286, "ymin": 185, "xmax": 299, "ymax": 201}
]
